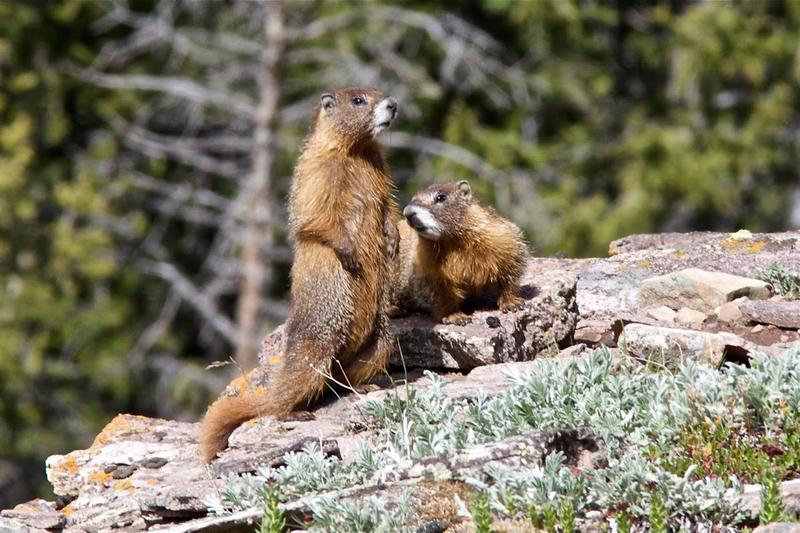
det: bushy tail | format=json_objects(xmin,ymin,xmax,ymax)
[
  {"xmin": 198, "ymin": 353, "xmax": 330, "ymax": 462},
  {"xmin": 198, "ymin": 394, "xmax": 270, "ymax": 463}
]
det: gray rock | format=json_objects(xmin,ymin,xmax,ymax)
[
  {"xmin": 674, "ymin": 306, "xmax": 707, "ymax": 326},
  {"xmin": 717, "ymin": 300, "xmax": 744, "ymax": 323},
  {"xmin": 639, "ymin": 268, "xmax": 770, "ymax": 313},
  {"xmin": 619, "ymin": 323, "xmax": 729, "ymax": 368},
  {"xmin": 739, "ymin": 300, "xmax": 800, "ymax": 329},
  {"xmin": 646, "ymin": 305, "xmax": 677, "ymax": 323},
  {"xmin": 259, "ymin": 267, "xmax": 579, "ymax": 370},
  {"xmin": 753, "ymin": 525, "xmax": 800, "ymax": 533},
  {"xmin": 737, "ymin": 478, "xmax": 800, "ymax": 523}
]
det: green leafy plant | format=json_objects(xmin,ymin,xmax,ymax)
[
  {"xmin": 259, "ymin": 484, "xmax": 286, "ymax": 533},
  {"xmin": 758, "ymin": 263, "xmax": 800, "ymax": 299},
  {"xmin": 649, "ymin": 489, "xmax": 668, "ymax": 533},
  {"xmin": 759, "ymin": 470, "xmax": 786, "ymax": 525},
  {"xmin": 470, "ymin": 490, "xmax": 494, "ymax": 533}
]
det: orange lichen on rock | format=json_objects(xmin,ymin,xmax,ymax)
[
  {"xmin": 88, "ymin": 470, "xmax": 113, "ymax": 486},
  {"xmin": 721, "ymin": 239, "xmax": 766, "ymax": 254},
  {"xmin": 91, "ymin": 414, "xmax": 165, "ymax": 448},
  {"xmin": 56, "ymin": 455, "xmax": 80, "ymax": 475}
]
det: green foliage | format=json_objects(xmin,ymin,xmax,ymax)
[
  {"xmin": 560, "ymin": 497, "xmax": 576, "ymax": 533},
  {"xmin": 759, "ymin": 470, "xmax": 787, "ymax": 526},
  {"xmin": 616, "ymin": 509, "xmax": 632, "ymax": 533},
  {"xmin": 758, "ymin": 263, "xmax": 800, "ymax": 299},
  {"xmin": 258, "ymin": 484, "xmax": 286, "ymax": 533},
  {"xmin": 211, "ymin": 347, "xmax": 800, "ymax": 529},
  {"xmin": 649, "ymin": 489, "xmax": 668, "ymax": 533},
  {"xmin": 470, "ymin": 490, "xmax": 494, "ymax": 533}
]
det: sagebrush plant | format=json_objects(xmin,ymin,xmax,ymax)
[
  {"xmin": 208, "ymin": 346, "xmax": 800, "ymax": 530},
  {"xmin": 758, "ymin": 263, "xmax": 800, "ymax": 298}
]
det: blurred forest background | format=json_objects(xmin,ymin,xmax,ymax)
[{"xmin": 2, "ymin": 0, "xmax": 800, "ymax": 505}]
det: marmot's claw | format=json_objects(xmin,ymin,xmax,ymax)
[
  {"xmin": 386, "ymin": 305, "xmax": 406, "ymax": 318},
  {"xmin": 498, "ymin": 296, "xmax": 524, "ymax": 313},
  {"xmin": 442, "ymin": 312, "xmax": 470, "ymax": 326}
]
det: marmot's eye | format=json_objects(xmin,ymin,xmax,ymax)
[
  {"xmin": 434, "ymin": 193, "xmax": 446, "ymax": 203},
  {"xmin": 351, "ymin": 96, "xmax": 366, "ymax": 106}
]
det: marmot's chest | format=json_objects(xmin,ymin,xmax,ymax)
[{"xmin": 435, "ymin": 248, "xmax": 497, "ymax": 290}]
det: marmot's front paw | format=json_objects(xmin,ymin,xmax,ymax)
[
  {"xmin": 498, "ymin": 295, "xmax": 524, "ymax": 313},
  {"xmin": 442, "ymin": 311, "xmax": 471, "ymax": 326},
  {"xmin": 334, "ymin": 247, "xmax": 362, "ymax": 275},
  {"xmin": 386, "ymin": 304, "xmax": 407, "ymax": 318}
]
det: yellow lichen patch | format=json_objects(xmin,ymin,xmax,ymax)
[
  {"xmin": 721, "ymin": 239, "xmax": 766, "ymax": 254},
  {"xmin": 57, "ymin": 455, "xmax": 80, "ymax": 475},
  {"xmin": 88, "ymin": 470, "xmax": 113, "ymax": 486},
  {"xmin": 227, "ymin": 371, "xmax": 255, "ymax": 395},
  {"xmin": 61, "ymin": 503, "xmax": 75, "ymax": 517},
  {"xmin": 268, "ymin": 353, "xmax": 282, "ymax": 365},
  {"xmin": 91, "ymin": 414, "xmax": 161, "ymax": 448},
  {"xmin": 672, "ymin": 249, "xmax": 687, "ymax": 258},
  {"xmin": 114, "ymin": 478, "xmax": 134, "ymax": 492}
]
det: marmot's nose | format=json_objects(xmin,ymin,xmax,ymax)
[
  {"xmin": 385, "ymin": 97, "xmax": 397, "ymax": 114},
  {"xmin": 402, "ymin": 205, "xmax": 413, "ymax": 219}
]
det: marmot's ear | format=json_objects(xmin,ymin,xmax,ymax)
[
  {"xmin": 456, "ymin": 180, "xmax": 472, "ymax": 201},
  {"xmin": 320, "ymin": 93, "xmax": 335, "ymax": 115}
]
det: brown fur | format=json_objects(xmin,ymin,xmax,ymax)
[
  {"xmin": 390, "ymin": 181, "xmax": 528, "ymax": 325},
  {"xmin": 199, "ymin": 88, "xmax": 398, "ymax": 462}
]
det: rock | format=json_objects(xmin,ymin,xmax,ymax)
[
  {"xmin": 0, "ymin": 499, "xmax": 64, "ymax": 531},
  {"xmin": 739, "ymin": 300, "xmax": 800, "ymax": 329},
  {"xmin": 555, "ymin": 344, "xmax": 588, "ymax": 358},
  {"xmin": 646, "ymin": 305, "xmax": 677, "ymax": 323},
  {"xmin": 573, "ymin": 319, "xmax": 614, "ymax": 345},
  {"xmin": 717, "ymin": 300, "xmax": 743, "ymax": 323},
  {"xmin": 753, "ymin": 525, "xmax": 800, "ymax": 533},
  {"xmin": 258, "ymin": 267, "xmax": 579, "ymax": 370},
  {"xmin": 674, "ymin": 307, "xmax": 707, "ymax": 326},
  {"xmin": 737, "ymin": 478, "xmax": 800, "ymax": 523},
  {"xmin": 37, "ymin": 358, "xmax": 573, "ymax": 531},
  {"xmin": 619, "ymin": 324, "xmax": 729, "ymax": 368},
  {"xmin": 639, "ymin": 268, "xmax": 771, "ymax": 313}
]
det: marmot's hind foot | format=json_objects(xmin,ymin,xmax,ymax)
[
  {"xmin": 442, "ymin": 311, "xmax": 471, "ymax": 326},
  {"xmin": 498, "ymin": 295, "xmax": 524, "ymax": 313}
]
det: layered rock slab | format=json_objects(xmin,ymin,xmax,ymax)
[{"xmin": 257, "ymin": 265, "xmax": 579, "ymax": 370}]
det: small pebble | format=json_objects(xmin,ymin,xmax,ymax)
[
  {"xmin": 140, "ymin": 457, "xmax": 168, "ymax": 469},
  {"xmin": 486, "ymin": 316, "xmax": 501, "ymax": 328},
  {"xmin": 103, "ymin": 464, "xmax": 118, "ymax": 474},
  {"xmin": 112, "ymin": 465, "xmax": 136, "ymax": 479}
]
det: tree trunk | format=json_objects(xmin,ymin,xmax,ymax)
[{"xmin": 234, "ymin": 0, "xmax": 285, "ymax": 369}]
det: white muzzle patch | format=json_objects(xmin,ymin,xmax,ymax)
[
  {"xmin": 403, "ymin": 205, "xmax": 443, "ymax": 241},
  {"xmin": 371, "ymin": 97, "xmax": 398, "ymax": 136}
]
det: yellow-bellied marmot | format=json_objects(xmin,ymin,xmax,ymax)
[
  {"xmin": 390, "ymin": 180, "xmax": 528, "ymax": 325},
  {"xmin": 199, "ymin": 87, "xmax": 399, "ymax": 462}
]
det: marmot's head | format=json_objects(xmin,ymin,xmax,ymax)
[
  {"xmin": 403, "ymin": 181, "xmax": 473, "ymax": 241},
  {"xmin": 313, "ymin": 87, "xmax": 397, "ymax": 148}
]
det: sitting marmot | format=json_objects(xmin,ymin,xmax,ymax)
[{"xmin": 390, "ymin": 180, "xmax": 528, "ymax": 325}]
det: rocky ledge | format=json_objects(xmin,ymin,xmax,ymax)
[{"xmin": 2, "ymin": 230, "xmax": 800, "ymax": 532}]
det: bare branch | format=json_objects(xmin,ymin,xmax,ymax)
[
  {"xmin": 139, "ymin": 259, "xmax": 239, "ymax": 345},
  {"xmin": 63, "ymin": 63, "xmax": 257, "ymax": 118}
]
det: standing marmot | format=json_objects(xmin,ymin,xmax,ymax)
[
  {"xmin": 390, "ymin": 180, "xmax": 528, "ymax": 325},
  {"xmin": 199, "ymin": 87, "xmax": 399, "ymax": 462}
]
